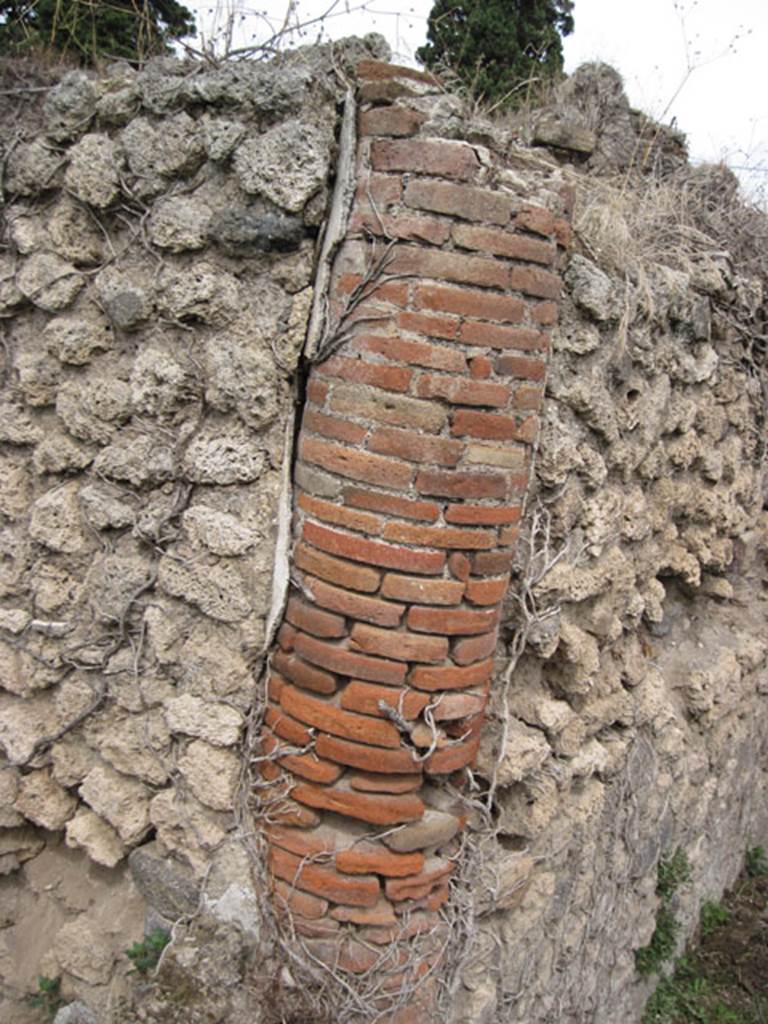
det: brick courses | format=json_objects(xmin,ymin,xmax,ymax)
[{"xmin": 260, "ymin": 56, "xmax": 568, "ymax": 1018}]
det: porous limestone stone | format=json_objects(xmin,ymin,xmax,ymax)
[
  {"xmin": 65, "ymin": 133, "xmax": 124, "ymax": 208},
  {"xmin": 65, "ymin": 808, "xmax": 126, "ymax": 868},
  {"xmin": 177, "ymin": 740, "xmax": 239, "ymax": 812},
  {"xmin": 93, "ymin": 432, "xmax": 176, "ymax": 487},
  {"xmin": 157, "ymin": 556, "xmax": 254, "ymax": 623},
  {"xmin": 233, "ymin": 118, "xmax": 333, "ymax": 212},
  {"xmin": 0, "ymin": 826, "xmax": 45, "ymax": 874},
  {"xmin": 129, "ymin": 345, "xmax": 191, "ymax": 416},
  {"xmin": 149, "ymin": 789, "xmax": 229, "ymax": 875},
  {"xmin": 149, "ymin": 196, "xmax": 212, "ymax": 252},
  {"xmin": 95, "ymin": 266, "xmax": 154, "ymax": 329},
  {"xmin": 163, "ymin": 694, "xmax": 244, "ymax": 747},
  {"xmin": 29, "ymin": 483, "xmax": 89, "ymax": 554},
  {"xmin": 182, "ymin": 506, "xmax": 256, "ymax": 556},
  {"xmin": 79, "ymin": 763, "xmax": 151, "ymax": 845},
  {"xmin": 5, "ymin": 138, "xmax": 62, "ymax": 195},
  {"xmin": 182, "ymin": 426, "xmax": 266, "ymax": 485},
  {"xmin": 33, "ymin": 434, "xmax": 95, "ymax": 475},
  {"xmin": 158, "ymin": 262, "xmax": 240, "ymax": 326},
  {"xmin": 16, "ymin": 253, "xmax": 84, "ymax": 312},
  {"xmin": 14, "ymin": 768, "xmax": 77, "ymax": 830},
  {"xmin": 14, "ymin": 350, "xmax": 61, "ymax": 407},
  {"xmin": 43, "ymin": 70, "xmax": 98, "ymax": 140},
  {"xmin": 78, "ymin": 483, "xmax": 136, "ymax": 531},
  {"xmin": 56, "ymin": 378, "xmax": 132, "ymax": 445},
  {"xmin": 44, "ymin": 308, "xmax": 113, "ymax": 365}
]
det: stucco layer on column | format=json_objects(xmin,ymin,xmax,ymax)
[{"xmin": 260, "ymin": 59, "xmax": 570, "ymax": 1018}]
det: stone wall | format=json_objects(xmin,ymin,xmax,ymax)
[
  {"xmin": 0, "ymin": 46, "xmax": 766, "ymax": 1024},
  {"xmin": 0, "ymin": 40, "xmax": 384, "ymax": 1021}
]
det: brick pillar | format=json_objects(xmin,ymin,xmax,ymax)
[{"xmin": 260, "ymin": 60, "xmax": 569, "ymax": 1020}]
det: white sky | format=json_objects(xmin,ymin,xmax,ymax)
[{"xmin": 186, "ymin": 1, "xmax": 768, "ymax": 197}]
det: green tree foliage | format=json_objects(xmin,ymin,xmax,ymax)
[
  {"xmin": 0, "ymin": 0, "xmax": 196, "ymax": 65},
  {"xmin": 417, "ymin": 0, "xmax": 575, "ymax": 106}
]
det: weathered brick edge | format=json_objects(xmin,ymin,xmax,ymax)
[{"xmin": 261, "ymin": 60, "xmax": 571, "ymax": 1019}]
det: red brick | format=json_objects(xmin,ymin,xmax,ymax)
[
  {"xmin": 465, "ymin": 575, "xmax": 510, "ymax": 605},
  {"xmin": 306, "ymin": 377, "xmax": 328, "ymax": 406},
  {"xmin": 277, "ymin": 623, "xmax": 296, "ymax": 651},
  {"xmin": 292, "ymin": 782, "xmax": 425, "ymax": 826},
  {"xmin": 383, "ymin": 521, "xmax": 495, "ymax": 551},
  {"xmin": 269, "ymin": 799, "xmax": 321, "ymax": 829},
  {"xmin": 510, "ymin": 265, "xmax": 561, "ymax": 300},
  {"xmin": 357, "ymin": 59, "xmax": 438, "ymax": 84},
  {"xmin": 303, "ymin": 521, "xmax": 446, "ymax": 576},
  {"xmin": 280, "ymin": 683, "xmax": 402, "ymax": 747},
  {"xmin": 295, "ymin": 542, "xmax": 380, "ymax": 594},
  {"xmin": 269, "ymin": 846, "xmax": 380, "ymax": 907},
  {"xmin": 452, "ymin": 409, "xmax": 533, "ymax": 442},
  {"xmin": 390, "ymin": 246, "xmax": 508, "ymax": 289},
  {"xmin": 348, "ymin": 772, "xmax": 423, "ymax": 795},
  {"xmin": 369, "ymin": 427, "xmax": 463, "ymax": 467},
  {"xmin": 272, "ymin": 877, "xmax": 329, "ymax": 920},
  {"xmin": 445, "ymin": 504, "xmax": 521, "ymax": 525},
  {"xmin": 265, "ymin": 705, "xmax": 312, "ymax": 745},
  {"xmin": 553, "ymin": 217, "xmax": 572, "ymax": 249},
  {"xmin": 302, "ymin": 407, "xmax": 367, "ymax": 446},
  {"xmin": 416, "ymin": 374, "xmax": 510, "ymax": 408},
  {"xmin": 306, "ymin": 575, "xmax": 404, "ymax": 628},
  {"xmin": 408, "ymin": 605, "xmax": 499, "ymax": 636},
  {"xmin": 426, "ymin": 732, "xmax": 481, "ymax": 774},
  {"xmin": 316, "ymin": 733, "xmax": 421, "ymax": 775},
  {"xmin": 352, "ymin": 209, "xmax": 451, "ymax": 246},
  {"xmin": 397, "ymin": 310, "xmax": 461, "ymax": 341},
  {"xmin": 340, "ymin": 681, "xmax": 429, "ymax": 720},
  {"xmin": 452, "ymin": 630, "xmax": 498, "ymax": 665},
  {"xmin": 299, "ymin": 436, "xmax": 413, "ymax": 489},
  {"xmin": 302, "ymin": 936, "xmax": 381, "ymax": 974},
  {"xmin": 273, "ymin": 650, "xmax": 338, "ymax": 696},
  {"xmin": 452, "ymin": 222, "xmax": 556, "ymax": 264},
  {"xmin": 349, "ymin": 623, "xmax": 449, "ymax": 664},
  {"xmin": 330, "ymin": 901, "xmax": 397, "ymax": 926},
  {"xmin": 336, "ymin": 274, "xmax": 409, "ymax": 306},
  {"xmin": 415, "ymin": 469, "xmax": 507, "ymax": 500},
  {"xmin": 516, "ymin": 204, "xmax": 556, "ymax": 237},
  {"xmin": 358, "ymin": 105, "xmax": 426, "ymax": 136},
  {"xmin": 344, "ymin": 487, "xmax": 439, "ymax": 523},
  {"xmin": 355, "ymin": 334, "xmax": 466, "ymax": 373},
  {"xmin": 409, "ymin": 659, "xmax": 493, "ymax": 692},
  {"xmin": 265, "ymin": 824, "xmax": 336, "ymax": 859},
  {"xmin": 381, "ymin": 574, "xmax": 465, "ymax": 606},
  {"xmin": 336, "ymin": 845, "xmax": 425, "ymax": 877},
  {"xmin": 414, "ymin": 283, "xmax": 524, "ymax": 323},
  {"xmin": 293, "ymin": 632, "xmax": 407, "ymax": 686},
  {"xmin": 448, "ymin": 552, "xmax": 471, "ymax": 581},
  {"xmin": 532, "ymin": 301, "xmax": 558, "ymax": 325},
  {"xmin": 472, "ymin": 550, "xmax": 513, "ymax": 576},
  {"xmin": 469, "ymin": 356, "xmax": 492, "ymax": 379},
  {"xmin": 285, "ymin": 596, "xmax": 346, "ymax": 640},
  {"xmin": 262, "ymin": 733, "xmax": 343, "ymax": 785},
  {"xmin": 515, "ymin": 384, "xmax": 545, "ymax": 411},
  {"xmin": 495, "ymin": 353, "xmax": 547, "ymax": 381},
  {"xmin": 459, "ymin": 320, "xmax": 547, "ymax": 351},
  {"xmin": 370, "ymin": 138, "xmax": 479, "ymax": 180},
  {"xmin": 292, "ymin": 916, "xmax": 342, "ymax": 939},
  {"xmin": 316, "ymin": 354, "xmax": 413, "ymax": 393},
  {"xmin": 403, "ymin": 179, "xmax": 514, "ymax": 224},
  {"xmin": 298, "ymin": 492, "xmax": 383, "ymax": 536},
  {"xmin": 432, "ymin": 692, "xmax": 486, "ymax": 721},
  {"xmin": 499, "ymin": 525, "xmax": 520, "ymax": 547},
  {"xmin": 330, "ymin": 383, "xmax": 447, "ymax": 433},
  {"xmin": 360, "ymin": 911, "xmax": 438, "ymax": 945},
  {"xmin": 385, "ymin": 860, "xmax": 453, "ymax": 901},
  {"xmin": 267, "ymin": 673, "xmax": 285, "ymax": 701},
  {"xmin": 464, "ymin": 444, "xmax": 529, "ymax": 471}
]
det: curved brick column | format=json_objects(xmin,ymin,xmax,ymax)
[{"xmin": 260, "ymin": 60, "xmax": 569, "ymax": 1018}]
